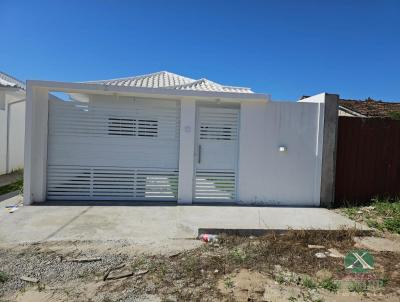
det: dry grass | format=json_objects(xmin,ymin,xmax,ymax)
[{"xmin": 1, "ymin": 230, "xmax": 399, "ymax": 301}]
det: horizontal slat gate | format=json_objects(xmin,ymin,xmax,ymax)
[
  {"xmin": 47, "ymin": 96, "xmax": 180, "ymax": 201},
  {"xmin": 194, "ymin": 107, "xmax": 239, "ymax": 201}
]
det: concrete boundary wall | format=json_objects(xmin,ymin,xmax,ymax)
[
  {"xmin": 300, "ymin": 93, "xmax": 339, "ymax": 207},
  {"xmin": 0, "ymin": 92, "xmax": 26, "ymax": 175}
]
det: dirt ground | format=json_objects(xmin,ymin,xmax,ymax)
[{"xmin": 0, "ymin": 230, "xmax": 399, "ymax": 302}]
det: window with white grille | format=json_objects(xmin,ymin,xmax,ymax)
[
  {"xmin": 199, "ymin": 110, "xmax": 238, "ymax": 141},
  {"xmin": 200, "ymin": 125, "xmax": 237, "ymax": 140},
  {"xmin": 108, "ymin": 118, "xmax": 136, "ymax": 136},
  {"xmin": 108, "ymin": 118, "xmax": 158, "ymax": 137}
]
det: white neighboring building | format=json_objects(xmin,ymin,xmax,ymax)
[
  {"xmin": 0, "ymin": 72, "xmax": 26, "ymax": 175},
  {"xmin": 24, "ymin": 71, "xmax": 338, "ymax": 207}
]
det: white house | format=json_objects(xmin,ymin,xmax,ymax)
[
  {"xmin": 24, "ymin": 71, "xmax": 338, "ymax": 207},
  {"xmin": 0, "ymin": 72, "xmax": 26, "ymax": 175}
]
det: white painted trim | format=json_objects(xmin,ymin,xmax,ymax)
[
  {"xmin": 24, "ymin": 85, "xmax": 49, "ymax": 205},
  {"xmin": 26, "ymin": 80, "xmax": 269, "ymax": 102},
  {"xmin": 177, "ymin": 98, "xmax": 196, "ymax": 204}
]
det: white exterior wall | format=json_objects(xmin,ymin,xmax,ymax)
[
  {"xmin": 7, "ymin": 100, "xmax": 25, "ymax": 172},
  {"xmin": 0, "ymin": 98, "xmax": 6, "ymax": 174},
  {"xmin": 238, "ymin": 100, "xmax": 324, "ymax": 206},
  {"xmin": 0, "ymin": 92, "xmax": 26, "ymax": 175},
  {"xmin": 24, "ymin": 80, "xmax": 331, "ymax": 206}
]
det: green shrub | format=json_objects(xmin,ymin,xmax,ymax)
[
  {"xmin": 319, "ymin": 278, "xmax": 339, "ymax": 292},
  {"xmin": 0, "ymin": 271, "xmax": 9, "ymax": 283}
]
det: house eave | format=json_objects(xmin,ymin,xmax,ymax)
[
  {"xmin": 338, "ymin": 105, "xmax": 366, "ymax": 117},
  {"xmin": 27, "ymin": 80, "xmax": 270, "ymax": 102}
]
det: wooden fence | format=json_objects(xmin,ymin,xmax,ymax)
[{"xmin": 335, "ymin": 116, "xmax": 400, "ymax": 205}]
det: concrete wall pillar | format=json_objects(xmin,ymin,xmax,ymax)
[
  {"xmin": 298, "ymin": 93, "xmax": 339, "ymax": 207},
  {"xmin": 177, "ymin": 98, "xmax": 196, "ymax": 204},
  {"xmin": 24, "ymin": 85, "xmax": 49, "ymax": 205},
  {"xmin": 320, "ymin": 94, "xmax": 339, "ymax": 208}
]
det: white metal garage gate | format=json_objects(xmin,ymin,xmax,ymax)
[{"xmin": 46, "ymin": 95, "xmax": 180, "ymax": 201}]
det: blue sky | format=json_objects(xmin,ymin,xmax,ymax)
[{"xmin": 1, "ymin": 0, "xmax": 399, "ymax": 101}]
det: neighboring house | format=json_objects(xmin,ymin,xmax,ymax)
[
  {"xmin": 302, "ymin": 96, "xmax": 400, "ymax": 118},
  {"xmin": 0, "ymin": 72, "xmax": 26, "ymax": 175},
  {"xmin": 24, "ymin": 71, "xmax": 337, "ymax": 207},
  {"xmin": 338, "ymin": 98, "xmax": 400, "ymax": 118}
]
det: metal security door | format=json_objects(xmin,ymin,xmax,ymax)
[{"xmin": 194, "ymin": 105, "xmax": 239, "ymax": 202}]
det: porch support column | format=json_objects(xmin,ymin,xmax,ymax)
[
  {"xmin": 177, "ymin": 98, "xmax": 196, "ymax": 204},
  {"xmin": 24, "ymin": 84, "xmax": 49, "ymax": 205}
]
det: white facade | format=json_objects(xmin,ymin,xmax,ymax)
[
  {"xmin": 239, "ymin": 99, "xmax": 324, "ymax": 206},
  {"xmin": 0, "ymin": 72, "xmax": 26, "ymax": 175},
  {"xmin": 24, "ymin": 73, "xmax": 336, "ymax": 206}
]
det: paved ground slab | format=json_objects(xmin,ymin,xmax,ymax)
[
  {"xmin": 355, "ymin": 236, "xmax": 400, "ymax": 252},
  {"xmin": 0, "ymin": 195, "xmax": 368, "ymax": 253}
]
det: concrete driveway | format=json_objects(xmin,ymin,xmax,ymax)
[{"xmin": 0, "ymin": 195, "xmax": 367, "ymax": 253}]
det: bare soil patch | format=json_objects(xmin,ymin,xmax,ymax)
[{"xmin": 0, "ymin": 230, "xmax": 399, "ymax": 301}]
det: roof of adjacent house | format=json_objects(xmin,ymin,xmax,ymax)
[
  {"xmin": 0, "ymin": 71, "xmax": 26, "ymax": 90},
  {"xmin": 339, "ymin": 98, "xmax": 400, "ymax": 118},
  {"xmin": 85, "ymin": 71, "xmax": 254, "ymax": 94}
]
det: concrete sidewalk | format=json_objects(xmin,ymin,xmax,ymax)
[{"xmin": 0, "ymin": 195, "xmax": 368, "ymax": 253}]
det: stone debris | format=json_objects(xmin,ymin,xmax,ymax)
[
  {"xmin": 168, "ymin": 252, "xmax": 181, "ymax": 258},
  {"xmin": 327, "ymin": 248, "xmax": 344, "ymax": 258},
  {"xmin": 315, "ymin": 252, "xmax": 327, "ymax": 258},
  {"xmin": 69, "ymin": 257, "xmax": 102, "ymax": 263},
  {"xmin": 135, "ymin": 269, "xmax": 149, "ymax": 276},
  {"xmin": 106, "ymin": 269, "xmax": 134, "ymax": 280},
  {"xmin": 20, "ymin": 276, "xmax": 39, "ymax": 283},
  {"xmin": 103, "ymin": 264, "xmax": 126, "ymax": 281},
  {"xmin": 307, "ymin": 244, "xmax": 325, "ymax": 249}
]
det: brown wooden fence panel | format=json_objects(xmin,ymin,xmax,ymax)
[{"xmin": 335, "ymin": 117, "xmax": 400, "ymax": 205}]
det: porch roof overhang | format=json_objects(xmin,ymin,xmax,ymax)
[{"xmin": 27, "ymin": 80, "xmax": 270, "ymax": 103}]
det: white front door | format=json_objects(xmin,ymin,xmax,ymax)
[{"xmin": 194, "ymin": 105, "xmax": 240, "ymax": 202}]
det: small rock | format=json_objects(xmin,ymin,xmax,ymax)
[
  {"xmin": 308, "ymin": 244, "xmax": 325, "ymax": 249},
  {"xmin": 165, "ymin": 295, "xmax": 177, "ymax": 302},
  {"xmin": 315, "ymin": 252, "xmax": 327, "ymax": 258},
  {"xmin": 135, "ymin": 269, "xmax": 149, "ymax": 276},
  {"xmin": 69, "ymin": 257, "xmax": 101, "ymax": 263},
  {"xmin": 327, "ymin": 248, "xmax": 344, "ymax": 258},
  {"xmin": 254, "ymin": 286, "xmax": 265, "ymax": 294},
  {"xmin": 168, "ymin": 252, "xmax": 181, "ymax": 258},
  {"xmin": 106, "ymin": 269, "xmax": 133, "ymax": 280},
  {"xmin": 315, "ymin": 269, "xmax": 332, "ymax": 281},
  {"xmin": 20, "ymin": 276, "xmax": 39, "ymax": 283},
  {"xmin": 214, "ymin": 269, "xmax": 219, "ymax": 274}
]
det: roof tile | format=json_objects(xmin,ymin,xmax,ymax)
[{"xmin": 86, "ymin": 71, "xmax": 253, "ymax": 94}]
